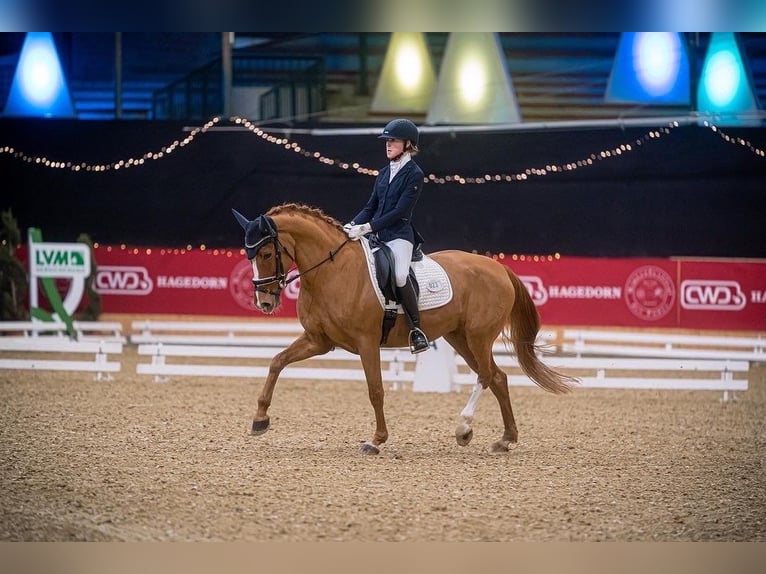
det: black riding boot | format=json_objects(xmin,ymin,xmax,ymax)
[{"xmin": 396, "ymin": 278, "xmax": 430, "ymax": 354}]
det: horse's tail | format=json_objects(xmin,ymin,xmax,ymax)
[{"xmin": 503, "ymin": 267, "xmax": 579, "ymax": 394}]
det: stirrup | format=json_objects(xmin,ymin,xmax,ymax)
[{"xmin": 409, "ymin": 328, "xmax": 430, "ymax": 354}]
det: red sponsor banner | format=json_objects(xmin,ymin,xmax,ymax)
[
  {"xmin": 677, "ymin": 259, "xmax": 766, "ymax": 330},
  {"xmin": 17, "ymin": 245, "xmax": 298, "ymax": 319},
  {"xmin": 14, "ymin": 246, "xmax": 766, "ymax": 330},
  {"xmin": 504, "ymin": 257, "xmax": 681, "ymax": 328},
  {"xmin": 503, "ymin": 256, "xmax": 766, "ymax": 330}
]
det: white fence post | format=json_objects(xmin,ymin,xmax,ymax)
[{"xmin": 412, "ymin": 337, "xmax": 455, "ymax": 393}]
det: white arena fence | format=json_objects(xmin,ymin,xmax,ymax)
[
  {"xmin": 130, "ymin": 319, "xmax": 302, "ymax": 347},
  {"xmin": 129, "ymin": 320, "xmax": 751, "ymax": 399},
  {"xmin": 0, "ymin": 320, "xmax": 125, "ymax": 342},
  {"xmin": 0, "ymin": 318, "xmax": 754, "ymax": 398},
  {"xmin": 0, "ymin": 321, "xmax": 124, "ymax": 379},
  {"xmin": 136, "ymin": 343, "xmax": 415, "ymax": 386},
  {"xmin": 562, "ymin": 329, "xmax": 766, "ymax": 363}
]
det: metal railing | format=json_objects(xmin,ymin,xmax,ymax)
[{"xmin": 152, "ymin": 53, "xmax": 326, "ymax": 121}]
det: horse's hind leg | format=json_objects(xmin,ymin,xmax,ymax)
[
  {"xmin": 486, "ymin": 365, "xmax": 518, "ymax": 453},
  {"xmin": 451, "ymin": 331, "xmax": 518, "ymax": 453},
  {"xmin": 443, "ymin": 332, "xmax": 484, "ymax": 447}
]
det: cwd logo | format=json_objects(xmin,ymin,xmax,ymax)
[
  {"xmin": 95, "ymin": 266, "xmax": 153, "ymax": 295},
  {"xmin": 520, "ymin": 275, "xmax": 548, "ymax": 306},
  {"xmin": 681, "ymin": 280, "xmax": 746, "ymax": 311}
]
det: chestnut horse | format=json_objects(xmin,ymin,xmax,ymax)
[{"xmin": 233, "ymin": 202, "xmax": 578, "ymax": 454}]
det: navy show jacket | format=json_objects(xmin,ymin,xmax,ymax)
[{"xmin": 351, "ymin": 159, "xmax": 425, "ymax": 243}]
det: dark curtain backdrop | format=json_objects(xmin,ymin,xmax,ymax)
[{"xmin": 2, "ymin": 118, "xmax": 764, "ymax": 257}]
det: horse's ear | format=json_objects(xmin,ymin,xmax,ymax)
[{"xmin": 231, "ymin": 209, "xmax": 251, "ymax": 231}]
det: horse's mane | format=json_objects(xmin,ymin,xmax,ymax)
[{"xmin": 266, "ymin": 202, "xmax": 344, "ymax": 230}]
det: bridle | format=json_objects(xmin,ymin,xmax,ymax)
[{"xmin": 246, "ymin": 215, "xmax": 350, "ymax": 299}]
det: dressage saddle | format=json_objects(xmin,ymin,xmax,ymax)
[{"xmin": 367, "ymin": 234, "xmax": 423, "ymax": 345}]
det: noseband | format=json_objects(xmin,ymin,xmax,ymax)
[
  {"xmin": 246, "ymin": 215, "xmax": 350, "ymax": 300},
  {"xmin": 246, "ymin": 215, "xmax": 293, "ymax": 298}
]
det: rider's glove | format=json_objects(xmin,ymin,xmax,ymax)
[
  {"xmin": 346, "ymin": 222, "xmax": 372, "ymax": 240},
  {"xmin": 342, "ymin": 222, "xmax": 354, "ymax": 233}
]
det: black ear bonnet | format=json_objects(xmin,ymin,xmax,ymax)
[{"xmin": 232, "ymin": 209, "xmax": 277, "ymax": 259}]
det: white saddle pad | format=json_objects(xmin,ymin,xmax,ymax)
[{"xmin": 360, "ymin": 236, "xmax": 453, "ymax": 312}]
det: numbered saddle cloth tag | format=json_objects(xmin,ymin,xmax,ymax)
[{"xmin": 360, "ymin": 237, "xmax": 453, "ymax": 311}]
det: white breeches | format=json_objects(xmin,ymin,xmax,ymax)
[{"xmin": 386, "ymin": 238, "xmax": 413, "ymax": 287}]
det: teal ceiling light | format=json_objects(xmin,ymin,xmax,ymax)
[{"xmin": 697, "ymin": 32, "xmax": 760, "ymax": 125}]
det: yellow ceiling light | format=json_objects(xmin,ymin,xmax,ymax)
[
  {"xmin": 458, "ymin": 58, "xmax": 486, "ymax": 105},
  {"xmin": 394, "ymin": 42, "xmax": 424, "ymax": 91},
  {"xmin": 427, "ymin": 33, "xmax": 521, "ymax": 125},
  {"xmin": 370, "ymin": 33, "xmax": 436, "ymax": 115}
]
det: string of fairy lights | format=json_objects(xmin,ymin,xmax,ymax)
[
  {"xmin": 232, "ymin": 116, "xmax": 676, "ymax": 184},
  {"xmin": 702, "ymin": 120, "xmax": 766, "ymax": 156},
  {"xmin": 89, "ymin": 241, "xmax": 560, "ymax": 263},
  {"xmin": 0, "ymin": 115, "xmax": 764, "ymax": 179},
  {"xmin": 2, "ymin": 115, "xmax": 763, "ymax": 261}
]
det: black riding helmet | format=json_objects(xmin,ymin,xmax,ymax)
[{"xmin": 378, "ymin": 118, "xmax": 419, "ymax": 146}]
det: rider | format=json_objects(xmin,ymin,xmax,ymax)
[{"xmin": 343, "ymin": 118, "xmax": 429, "ymax": 354}]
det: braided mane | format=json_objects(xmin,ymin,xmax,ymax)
[{"xmin": 266, "ymin": 202, "xmax": 344, "ymax": 231}]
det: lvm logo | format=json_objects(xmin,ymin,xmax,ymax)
[
  {"xmin": 680, "ymin": 280, "xmax": 746, "ymax": 310},
  {"xmin": 31, "ymin": 243, "xmax": 90, "ymax": 277},
  {"xmin": 95, "ymin": 266, "xmax": 153, "ymax": 295}
]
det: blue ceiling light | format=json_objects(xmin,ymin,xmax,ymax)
[
  {"xmin": 606, "ymin": 33, "xmax": 690, "ymax": 105},
  {"xmin": 697, "ymin": 33, "xmax": 760, "ymax": 125},
  {"xmin": 3, "ymin": 32, "xmax": 75, "ymax": 118}
]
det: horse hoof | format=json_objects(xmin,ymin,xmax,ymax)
[
  {"xmin": 251, "ymin": 418, "xmax": 270, "ymax": 435},
  {"xmin": 490, "ymin": 440, "xmax": 510, "ymax": 454},
  {"xmin": 359, "ymin": 441, "xmax": 380, "ymax": 455},
  {"xmin": 455, "ymin": 423, "xmax": 473, "ymax": 446}
]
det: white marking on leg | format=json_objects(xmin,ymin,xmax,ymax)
[{"xmin": 459, "ymin": 382, "xmax": 483, "ymax": 422}]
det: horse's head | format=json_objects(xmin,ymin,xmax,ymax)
[{"xmin": 232, "ymin": 208, "xmax": 290, "ymax": 314}]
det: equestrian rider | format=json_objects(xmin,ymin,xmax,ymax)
[{"xmin": 344, "ymin": 119, "xmax": 429, "ymax": 354}]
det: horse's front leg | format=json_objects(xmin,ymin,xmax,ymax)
[
  {"xmin": 357, "ymin": 343, "xmax": 387, "ymax": 455},
  {"xmin": 251, "ymin": 332, "xmax": 332, "ymax": 436}
]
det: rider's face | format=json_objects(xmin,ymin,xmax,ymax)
[{"xmin": 384, "ymin": 138, "xmax": 405, "ymax": 160}]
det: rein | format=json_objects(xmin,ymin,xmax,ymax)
[{"xmin": 282, "ymin": 238, "xmax": 351, "ymax": 286}]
